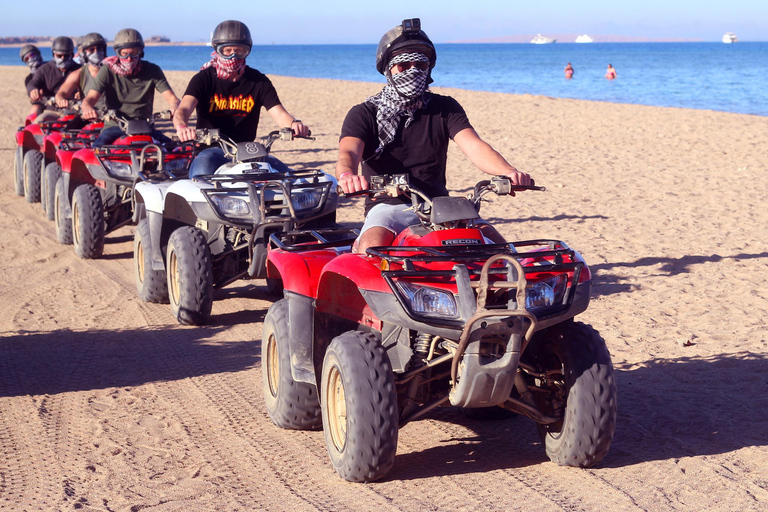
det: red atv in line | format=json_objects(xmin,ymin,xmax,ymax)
[
  {"xmin": 54, "ymin": 110, "xmax": 194, "ymax": 259},
  {"xmin": 13, "ymin": 100, "xmax": 81, "ymax": 203},
  {"xmin": 40, "ymin": 118, "xmax": 104, "ymax": 222},
  {"xmin": 263, "ymin": 174, "xmax": 617, "ymax": 482}
]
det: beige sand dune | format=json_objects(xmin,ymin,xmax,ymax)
[{"xmin": 1, "ymin": 64, "xmax": 767, "ymax": 510}]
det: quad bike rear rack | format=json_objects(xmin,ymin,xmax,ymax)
[{"xmin": 269, "ymin": 227, "xmax": 360, "ymax": 252}]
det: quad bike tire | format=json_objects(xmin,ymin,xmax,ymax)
[
  {"xmin": 42, "ymin": 162, "xmax": 61, "ymax": 221},
  {"xmin": 14, "ymin": 146, "xmax": 24, "ymax": 196},
  {"xmin": 529, "ymin": 321, "xmax": 617, "ymax": 468},
  {"xmin": 72, "ymin": 184, "xmax": 105, "ymax": 259},
  {"xmin": 166, "ymin": 226, "xmax": 213, "ymax": 325},
  {"xmin": 134, "ymin": 218, "xmax": 169, "ymax": 303},
  {"xmin": 262, "ymin": 299, "xmax": 322, "ymax": 430},
  {"xmin": 54, "ymin": 177, "xmax": 73, "ymax": 245},
  {"xmin": 23, "ymin": 149, "xmax": 43, "ymax": 203},
  {"xmin": 321, "ymin": 331, "xmax": 398, "ymax": 482}
]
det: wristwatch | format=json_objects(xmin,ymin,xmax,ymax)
[{"xmin": 291, "ymin": 119, "xmax": 301, "ymax": 124}]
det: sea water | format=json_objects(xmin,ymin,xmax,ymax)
[{"xmin": 3, "ymin": 42, "xmax": 766, "ymax": 116}]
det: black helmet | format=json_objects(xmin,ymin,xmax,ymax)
[
  {"xmin": 211, "ymin": 20, "xmax": 252, "ymax": 51},
  {"xmin": 114, "ymin": 28, "xmax": 145, "ymax": 55},
  {"xmin": 19, "ymin": 44, "xmax": 40, "ymax": 62},
  {"xmin": 375, "ymin": 18, "xmax": 436, "ymax": 75},
  {"xmin": 52, "ymin": 36, "xmax": 75, "ymax": 55},
  {"xmin": 80, "ymin": 32, "xmax": 107, "ymax": 51}
]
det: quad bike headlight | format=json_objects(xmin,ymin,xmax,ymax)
[
  {"xmin": 525, "ymin": 274, "xmax": 568, "ymax": 312},
  {"xmin": 211, "ymin": 195, "xmax": 251, "ymax": 218},
  {"xmin": 396, "ymin": 281, "xmax": 458, "ymax": 318},
  {"xmin": 103, "ymin": 159, "xmax": 133, "ymax": 177},
  {"xmin": 291, "ymin": 189, "xmax": 322, "ymax": 211}
]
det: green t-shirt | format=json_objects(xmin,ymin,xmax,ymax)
[{"xmin": 92, "ymin": 61, "xmax": 171, "ymax": 121}]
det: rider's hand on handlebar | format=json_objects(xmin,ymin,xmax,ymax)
[
  {"xmin": 338, "ymin": 173, "xmax": 369, "ymax": 195},
  {"xmin": 291, "ymin": 120, "xmax": 310, "ymax": 138},
  {"xmin": 30, "ymin": 89, "xmax": 43, "ymax": 102},
  {"xmin": 81, "ymin": 104, "xmax": 98, "ymax": 120},
  {"xmin": 55, "ymin": 96, "xmax": 69, "ymax": 109},
  {"xmin": 176, "ymin": 125, "xmax": 197, "ymax": 142},
  {"xmin": 506, "ymin": 168, "xmax": 532, "ymax": 187}
]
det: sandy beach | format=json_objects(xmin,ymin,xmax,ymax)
[{"xmin": 1, "ymin": 64, "xmax": 767, "ymax": 511}]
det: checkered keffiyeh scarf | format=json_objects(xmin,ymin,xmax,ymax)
[
  {"xmin": 201, "ymin": 52, "xmax": 246, "ymax": 80},
  {"xmin": 366, "ymin": 52, "xmax": 431, "ymax": 152},
  {"xmin": 103, "ymin": 56, "xmax": 144, "ymax": 77}
]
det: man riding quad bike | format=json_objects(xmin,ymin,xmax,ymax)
[
  {"xmin": 14, "ymin": 99, "xmax": 81, "ymax": 203},
  {"xmin": 263, "ymin": 174, "xmax": 617, "ymax": 482},
  {"xmin": 132, "ymin": 127, "xmax": 339, "ymax": 325},
  {"xmin": 54, "ymin": 110, "xmax": 192, "ymax": 258}
]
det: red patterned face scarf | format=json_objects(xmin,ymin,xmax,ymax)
[
  {"xmin": 200, "ymin": 52, "xmax": 246, "ymax": 80},
  {"xmin": 103, "ymin": 55, "xmax": 144, "ymax": 77}
]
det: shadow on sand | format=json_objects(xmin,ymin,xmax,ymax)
[{"xmin": 389, "ymin": 351, "xmax": 768, "ymax": 481}]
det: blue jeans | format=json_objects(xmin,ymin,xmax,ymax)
[
  {"xmin": 93, "ymin": 126, "xmax": 174, "ymax": 147},
  {"xmin": 188, "ymin": 147, "xmax": 293, "ymax": 178}
]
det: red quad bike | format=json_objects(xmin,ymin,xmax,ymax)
[
  {"xmin": 13, "ymin": 99, "xmax": 79, "ymax": 203},
  {"xmin": 41, "ymin": 117, "xmax": 104, "ymax": 222},
  {"xmin": 264, "ymin": 174, "xmax": 618, "ymax": 482},
  {"xmin": 54, "ymin": 110, "xmax": 193, "ymax": 258}
]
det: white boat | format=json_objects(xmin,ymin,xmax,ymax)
[
  {"xmin": 530, "ymin": 34, "xmax": 556, "ymax": 44},
  {"xmin": 575, "ymin": 34, "xmax": 593, "ymax": 43},
  {"xmin": 722, "ymin": 32, "xmax": 738, "ymax": 43}
]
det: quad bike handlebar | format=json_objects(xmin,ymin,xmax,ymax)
[
  {"xmin": 190, "ymin": 127, "xmax": 315, "ymax": 163},
  {"xmin": 340, "ymin": 174, "xmax": 544, "ymax": 229}
]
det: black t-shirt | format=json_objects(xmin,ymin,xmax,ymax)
[
  {"xmin": 26, "ymin": 60, "xmax": 78, "ymax": 97},
  {"xmin": 340, "ymin": 93, "xmax": 474, "ymax": 214},
  {"xmin": 184, "ymin": 66, "xmax": 281, "ymax": 143}
]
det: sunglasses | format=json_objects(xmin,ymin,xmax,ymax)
[
  {"xmin": 391, "ymin": 61, "xmax": 430, "ymax": 73},
  {"xmin": 118, "ymin": 53, "xmax": 140, "ymax": 60}
]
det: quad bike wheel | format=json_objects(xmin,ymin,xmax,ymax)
[
  {"xmin": 166, "ymin": 226, "xmax": 213, "ymax": 325},
  {"xmin": 528, "ymin": 321, "xmax": 617, "ymax": 467},
  {"xmin": 42, "ymin": 162, "xmax": 61, "ymax": 221},
  {"xmin": 321, "ymin": 331, "xmax": 398, "ymax": 482},
  {"xmin": 262, "ymin": 299, "xmax": 322, "ymax": 430},
  {"xmin": 14, "ymin": 146, "xmax": 25, "ymax": 196},
  {"xmin": 134, "ymin": 218, "xmax": 169, "ymax": 303},
  {"xmin": 23, "ymin": 149, "xmax": 43, "ymax": 203},
  {"xmin": 72, "ymin": 184, "xmax": 105, "ymax": 259},
  {"xmin": 54, "ymin": 177, "xmax": 73, "ymax": 245}
]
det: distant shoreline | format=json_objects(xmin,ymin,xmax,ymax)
[{"xmin": 0, "ymin": 41, "xmax": 208, "ymax": 48}]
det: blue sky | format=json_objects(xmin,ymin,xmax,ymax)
[{"xmin": 3, "ymin": 0, "xmax": 765, "ymax": 43}]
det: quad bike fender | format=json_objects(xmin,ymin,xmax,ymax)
[
  {"xmin": 268, "ymin": 250, "xmax": 337, "ymax": 297},
  {"xmin": 134, "ymin": 181, "xmax": 170, "ymax": 215},
  {"xmin": 43, "ymin": 133, "xmax": 63, "ymax": 161},
  {"xmin": 68, "ymin": 155, "xmax": 97, "ymax": 189},
  {"xmin": 17, "ymin": 126, "xmax": 43, "ymax": 151},
  {"xmin": 56, "ymin": 150, "xmax": 75, "ymax": 173}
]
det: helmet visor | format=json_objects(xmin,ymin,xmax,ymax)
[{"xmin": 216, "ymin": 44, "xmax": 250, "ymax": 60}]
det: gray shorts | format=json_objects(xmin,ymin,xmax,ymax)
[{"xmin": 359, "ymin": 202, "xmax": 419, "ymax": 237}]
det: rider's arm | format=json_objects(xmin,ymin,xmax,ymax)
[
  {"xmin": 173, "ymin": 95, "xmax": 198, "ymax": 141},
  {"xmin": 336, "ymin": 136, "xmax": 368, "ymax": 193},
  {"xmin": 81, "ymin": 89, "xmax": 102, "ymax": 119},
  {"xmin": 267, "ymin": 104, "xmax": 309, "ymax": 137},
  {"xmin": 453, "ymin": 128, "xmax": 531, "ymax": 186},
  {"xmin": 161, "ymin": 89, "xmax": 181, "ymax": 116},
  {"xmin": 55, "ymin": 68, "xmax": 82, "ymax": 107}
]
